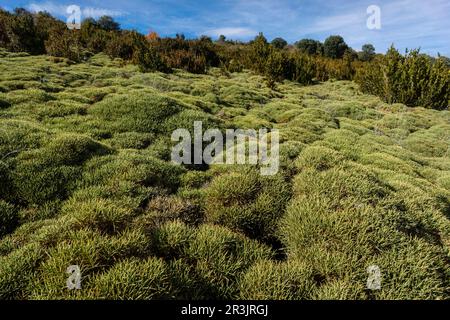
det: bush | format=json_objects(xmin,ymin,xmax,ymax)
[
  {"xmin": 65, "ymin": 198, "xmax": 135, "ymax": 234},
  {"xmin": 294, "ymin": 146, "xmax": 346, "ymax": 171},
  {"xmin": 45, "ymin": 28, "xmax": 89, "ymax": 62},
  {"xmin": 11, "ymin": 134, "xmax": 111, "ymax": 205},
  {"xmin": 356, "ymin": 47, "xmax": 449, "ymax": 110}
]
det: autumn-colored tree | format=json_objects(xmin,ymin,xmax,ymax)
[{"xmin": 146, "ymin": 31, "xmax": 160, "ymax": 41}]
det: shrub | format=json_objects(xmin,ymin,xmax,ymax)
[
  {"xmin": 271, "ymin": 38, "xmax": 288, "ymax": 49},
  {"xmin": 64, "ymin": 198, "xmax": 135, "ymax": 234},
  {"xmin": 356, "ymin": 47, "xmax": 449, "ymax": 110},
  {"xmin": 45, "ymin": 28, "xmax": 89, "ymax": 62},
  {"xmin": 296, "ymin": 39, "xmax": 323, "ymax": 55},
  {"xmin": 294, "ymin": 146, "xmax": 346, "ymax": 171},
  {"xmin": 150, "ymin": 220, "xmax": 195, "ymax": 259},
  {"xmin": 44, "ymin": 134, "xmax": 112, "ymax": 166}
]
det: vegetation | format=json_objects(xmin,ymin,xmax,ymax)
[{"xmin": 0, "ymin": 7, "xmax": 449, "ymax": 300}]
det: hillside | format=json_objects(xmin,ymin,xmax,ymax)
[{"xmin": 0, "ymin": 51, "xmax": 449, "ymax": 300}]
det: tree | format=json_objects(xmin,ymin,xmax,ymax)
[
  {"xmin": 271, "ymin": 37, "xmax": 287, "ymax": 49},
  {"xmin": 146, "ymin": 31, "xmax": 160, "ymax": 41},
  {"xmin": 359, "ymin": 43, "xmax": 376, "ymax": 61},
  {"xmin": 249, "ymin": 33, "xmax": 270, "ymax": 74},
  {"xmin": 296, "ymin": 39, "xmax": 323, "ymax": 55},
  {"xmin": 97, "ymin": 16, "xmax": 120, "ymax": 31},
  {"xmin": 323, "ymin": 35, "xmax": 348, "ymax": 59},
  {"xmin": 217, "ymin": 35, "xmax": 226, "ymax": 43}
]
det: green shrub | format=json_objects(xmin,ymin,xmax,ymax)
[
  {"xmin": 291, "ymin": 162, "xmax": 389, "ymax": 208},
  {"xmin": 356, "ymin": 47, "xmax": 449, "ymax": 110},
  {"xmin": 45, "ymin": 134, "xmax": 112, "ymax": 166},
  {"xmin": 108, "ymin": 132, "xmax": 154, "ymax": 149},
  {"xmin": 150, "ymin": 220, "xmax": 195, "ymax": 259}
]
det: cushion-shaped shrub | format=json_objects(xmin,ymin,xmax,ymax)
[
  {"xmin": 204, "ymin": 167, "xmax": 291, "ymax": 240},
  {"xmin": 89, "ymin": 92, "xmax": 183, "ymax": 133},
  {"xmin": 294, "ymin": 145, "xmax": 346, "ymax": 171}
]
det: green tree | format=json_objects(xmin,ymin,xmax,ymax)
[
  {"xmin": 271, "ymin": 37, "xmax": 288, "ymax": 49},
  {"xmin": 97, "ymin": 16, "xmax": 120, "ymax": 31},
  {"xmin": 296, "ymin": 39, "xmax": 323, "ymax": 55},
  {"xmin": 249, "ymin": 33, "xmax": 271, "ymax": 74},
  {"xmin": 323, "ymin": 35, "xmax": 348, "ymax": 59},
  {"xmin": 359, "ymin": 43, "xmax": 376, "ymax": 61}
]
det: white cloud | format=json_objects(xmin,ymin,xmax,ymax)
[{"xmin": 202, "ymin": 27, "xmax": 257, "ymax": 38}]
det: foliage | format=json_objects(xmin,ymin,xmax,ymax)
[{"xmin": 356, "ymin": 46, "xmax": 449, "ymax": 109}]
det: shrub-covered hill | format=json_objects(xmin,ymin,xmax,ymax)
[{"xmin": 0, "ymin": 51, "xmax": 449, "ymax": 300}]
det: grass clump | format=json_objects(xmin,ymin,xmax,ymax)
[
  {"xmin": 89, "ymin": 92, "xmax": 183, "ymax": 133},
  {"xmin": 204, "ymin": 167, "xmax": 291, "ymax": 241},
  {"xmin": 239, "ymin": 259, "xmax": 316, "ymax": 300},
  {"xmin": 0, "ymin": 200, "xmax": 18, "ymax": 238}
]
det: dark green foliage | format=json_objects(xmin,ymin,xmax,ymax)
[
  {"xmin": 359, "ymin": 44, "xmax": 376, "ymax": 62},
  {"xmin": 296, "ymin": 39, "xmax": 323, "ymax": 55},
  {"xmin": 271, "ymin": 37, "xmax": 288, "ymax": 49},
  {"xmin": 356, "ymin": 46, "xmax": 449, "ymax": 110},
  {"xmin": 0, "ymin": 200, "xmax": 18, "ymax": 237},
  {"xmin": 323, "ymin": 35, "xmax": 349, "ymax": 59},
  {"xmin": 11, "ymin": 134, "xmax": 111, "ymax": 205},
  {"xmin": 45, "ymin": 28, "xmax": 89, "ymax": 62},
  {"xmin": 97, "ymin": 16, "xmax": 120, "ymax": 31}
]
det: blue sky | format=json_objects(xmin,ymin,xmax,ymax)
[{"xmin": 1, "ymin": 0, "xmax": 449, "ymax": 56}]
